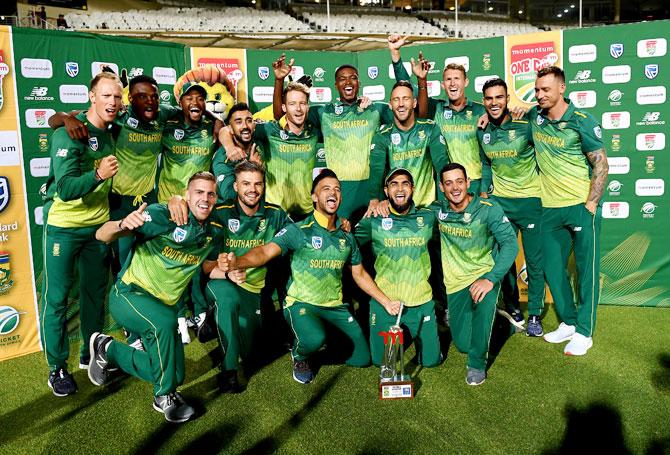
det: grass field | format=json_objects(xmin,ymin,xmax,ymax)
[{"xmin": 1, "ymin": 306, "xmax": 669, "ymax": 454}]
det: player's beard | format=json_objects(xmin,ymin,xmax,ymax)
[
  {"xmin": 390, "ymin": 194, "xmax": 413, "ymax": 214},
  {"xmin": 234, "ymin": 129, "xmax": 253, "ymax": 147}
]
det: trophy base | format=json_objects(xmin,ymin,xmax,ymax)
[{"xmin": 379, "ymin": 379, "xmax": 414, "ymax": 400}]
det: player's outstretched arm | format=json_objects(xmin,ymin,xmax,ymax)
[
  {"xmin": 217, "ymin": 243, "xmax": 282, "ymax": 274},
  {"xmin": 388, "ymin": 34, "xmax": 408, "ymax": 63},
  {"xmin": 585, "ymin": 148, "xmax": 609, "ymax": 214},
  {"xmin": 96, "ymin": 202, "xmax": 148, "ymax": 243},
  {"xmin": 272, "ymin": 53, "xmax": 294, "ymax": 120},
  {"xmin": 351, "ymin": 264, "xmax": 401, "ymax": 315}
]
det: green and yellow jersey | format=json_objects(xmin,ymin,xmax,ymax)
[
  {"xmin": 478, "ymin": 113, "xmax": 540, "ymax": 199},
  {"xmin": 157, "ymin": 116, "xmax": 216, "ymax": 203},
  {"xmin": 271, "ymin": 210, "xmax": 362, "ymax": 308},
  {"xmin": 45, "ymin": 111, "xmax": 117, "ymax": 228},
  {"xmin": 369, "ymin": 119, "xmax": 449, "ymax": 206},
  {"xmin": 429, "ymin": 195, "xmax": 518, "ymax": 293},
  {"xmin": 355, "ymin": 205, "xmax": 435, "ymax": 306},
  {"xmin": 214, "ymin": 199, "xmax": 291, "ymax": 294},
  {"xmin": 529, "ymin": 101, "xmax": 603, "ymax": 208},
  {"xmin": 120, "ymin": 203, "xmax": 223, "ymax": 306}
]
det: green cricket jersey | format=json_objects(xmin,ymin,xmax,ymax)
[
  {"xmin": 254, "ymin": 121, "xmax": 319, "ymax": 216},
  {"xmin": 111, "ymin": 104, "xmax": 180, "ymax": 197},
  {"xmin": 309, "ymin": 101, "xmax": 393, "ymax": 182},
  {"xmin": 271, "ymin": 210, "xmax": 362, "ymax": 308},
  {"xmin": 45, "ymin": 111, "xmax": 117, "ymax": 228},
  {"xmin": 530, "ymin": 101, "xmax": 603, "ymax": 208},
  {"xmin": 157, "ymin": 115, "xmax": 216, "ymax": 203},
  {"xmin": 355, "ymin": 205, "xmax": 435, "ymax": 306},
  {"xmin": 120, "ymin": 203, "xmax": 223, "ymax": 306},
  {"xmin": 211, "ymin": 145, "xmax": 244, "ymax": 203},
  {"xmin": 429, "ymin": 195, "xmax": 518, "ymax": 293},
  {"xmin": 392, "ymin": 59, "xmax": 485, "ymax": 180},
  {"xmin": 369, "ymin": 119, "xmax": 449, "ymax": 206},
  {"xmin": 214, "ymin": 199, "xmax": 290, "ymax": 294},
  {"xmin": 478, "ymin": 113, "xmax": 541, "ymax": 198}
]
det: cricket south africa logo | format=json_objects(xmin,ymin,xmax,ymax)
[
  {"xmin": 509, "ymin": 41, "xmax": 559, "ymax": 103},
  {"xmin": 0, "ymin": 253, "xmax": 14, "ymax": 295},
  {"xmin": 0, "ymin": 305, "xmax": 22, "ymax": 334}
]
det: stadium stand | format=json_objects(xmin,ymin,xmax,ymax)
[
  {"xmin": 425, "ymin": 15, "xmax": 543, "ymax": 38},
  {"xmin": 298, "ymin": 11, "xmax": 445, "ymax": 36}
]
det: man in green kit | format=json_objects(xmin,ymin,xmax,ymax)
[
  {"xmin": 389, "ymin": 35, "xmax": 487, "ymax": 196},
  {"xmin": 41, "ymin": 72, "xmax": 123, "ymax": 396},
  {"xmin": 356, "ymin": 168, "xmax": 440, "ymax": 367},
  {"xmin": 367, "ymin": 81, "xmax": 449, "ymax": 214},
  {"xmin": 207, "ymin": 161, "xmax": 291, "ymax": 391},
  {"xmin": 88, "ymin": 172, "xmax": 223, "ymax": 423},
  {"xmin": 429, "ymin": 163, "xmax": 518, "ymax": 385},
  {"xmin": 530, "ymin": 66, "xmax": 608, "ymax": 356},
  {"xmin": 219, "ymin": 169, "xmax": 401, "ymax": 384},
  {"xmin": 272, "ymin": 54, "xmax": 393, "ymax": 222},
  {"xmin": 477, "ymin": 78, "xmax": 545, "ymax": 337}
]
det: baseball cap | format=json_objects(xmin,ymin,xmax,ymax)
[
  {"xmin": 179, "ymin": 81, "xmax": 207, "ymax": 99},
  {"xmin": 385, "ymin": 167, "xmax": 414, "ymax": 186}
]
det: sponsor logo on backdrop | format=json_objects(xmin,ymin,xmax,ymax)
[
  {"xmin": 509, "ymin": 41, "xmax": 558, "ymax": 103},
  {"xmin": 644, "ymin": 64, "xmax": 659, "ymax": 79},
  {"xmin": 602, "ymin": 112, "xmax": 630, "ymax": 130},
  {"xmin": 91, "ymin": 61, "xmax": 118, "ymax": 76},
  {"xmin": 482, "ymin": 53, "xmax": 491, "ymax": 70},
  {"xmin": 444, "ymin": 56, "xmax": 470, "ymax": 72},
  {"xmin": 362, "ymin": 85, "xmax": 385, "ymax": 101},
  {"xmin": 427, "ymin": 80, "xmax": 441, "ymax": 97},
  {"xmin": 313, "ymin": 67, "xmax": 325, "ymax": 82},
  {"xmin": 637, "ymin": 38, "xmax": 667, "ymax": 58},
  {"xmin": 65, "ymin": 61, "xmax": 79, "ymax": 77},
  {"xmin": 252, "ymin": 86, "xmax": 274, "ymax": 103},
  {"xmin": 636, "ymin": 133, "xmax": 665, "ymax": 151},
  {"xmin": 197, "ymin": 58, "xmax": 243, "ymax": 87},
  {"xmin": 474, "ymin": 75, "xmax": 500, "ymax": 93},
  {"xmin": 25, "ymin": 109, "xmax": 55, "ymax": 128},
  {"xmin": 607, "ymin": 157, "xmax": 630, "ymax": 174},
  {"xmin": 160, "ymin": 90, "xmax": 171, "ymax": 102},
  {"xmin": 0, "ymin": 177, "xmax": 9, "ymax": 212},
  {"xmin": 388, "ymin": 62, "xmax": 411, "ymax": 79},
  {"xmin": 641, "ymin": 202, "xmax": 657, "ymax": 218},
  {"xmin": 607, "ymin": 89, "xmax": 623, "ymax": 106},
  {"xmin": 38, "ymin": 133, "xmax": 48, "ymax": 152},
  {"xmin": 0, "ymin": 305, "xmax": 22, "ymax": 335},
  {"xmin": 152, "ymin": 67, "xmax": 176, "ymax": 84},
  {"xmin": 611, "ymin": 134, "xmax": 621, "ymax": 152},
  {"xmin": 645, "ymin": 156, "xmax": 656, "ymax": 174},
  {"xmin": 0, "ymin": 254, "xmax": 13, "ymax": 295},
  {"xmin": 24, "ymin": 86, "xmax": 54, "ymax": 101},
  {"xmin": 59, "ymin": 84, "xmax": 88, "ymax": 104},
  {"xmin": 636, "ymin": 86, "xmax": 666, "ymax": 105},
  {"xmin": 0, "ymin": 51, "xmax": 9, "ymax": 112},
  {"xmin": 258, "ymin": 66, "xmax": 270, "ymax": 80},
  {"xmin": 367, "ymin": 66, "xmax": 378, "ymax": 79},
  {"xmin": 20, "ymin": 58, "xmax": 52, "ymax": 78},
  {"xmin": 635, "ymin": 179, "xmax": 665, "ymax": 196},
  {"xmin": 569, "ymin": 90, "xmax": 596, "ymax": 108},
  {"xmin": 0, "ymin": 132, "xmax": 20, "ymax": 167},
  {"xmin": 608, "ymin": 180, "xmax": 622, "ymax": 196},
  {"xmin": 602, "ymin": 202, "xmax": 629, "ymax": 219},
  {"xmin": 637, "ymin": 112, "xmax": 665, "ymax": 126},
  {"xmin": 289, "ymin": 66, "xmax": 304, "ymax": 80},
  {"xmin": 128, "ymin": 67, "xmax": 144, "ymax": 77},
  {"xmin": 569, "ymin": 69, "xmax": 596, "ymax": 84},
  {"xmin": 602, "ymin": 65, "xmax": 631, "ymax": 84},
  {"xmin": 610, "ymin": 43, "xmax": 624, "ymax": 59},
  {"xmin": 310, "ymin": 87, "xmax": 332, "ymax": 103},
  {"xmin": 29, "ymin": 157, "xmax": 50, "ymax": 177},
  {"xmin": 568, "ymin": 44, "xmax": 597, "ymax": 63},
  {"xmin": 34, "ymin": 207, "xmax": 43, "ymax": 226}
]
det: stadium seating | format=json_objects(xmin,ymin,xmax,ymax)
[
  {"xmin": 298, "ymin": 11, "xmax": 445, "ymax": 36},
  {"xmin": 428, "ymin": 16, "xmax": 542, "ymax": 38}
]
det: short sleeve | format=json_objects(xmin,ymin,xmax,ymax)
[
  {"xmin": 134, "ymin": 203, "xmax": 174, "ymax": 240},
  {"xmin": 578, "ymin": 113, "xmax": 604, "ymax": 154},
  {"xmin": 347, "ymin": 233, "xmax": 362, "ymax": 266},
  {"xmin": 353, "ymin": 216, "xmax": 373, "ymax": 246},
  {"xmin": 270, "ymin": 223, "xmax": 303, "ymax": 255}
]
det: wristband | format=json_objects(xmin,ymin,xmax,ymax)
[
  {"xmin": 95, "ymin": 169, "xmax": 103, "ymax": 181},
  {"xmin": 118, "ymin": 219, "xmax": 128, "ymax": 231}
]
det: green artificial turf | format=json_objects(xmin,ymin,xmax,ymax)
[{"xmin": 1, "ymin": 306, "xmax": 669, "ymax": 454}]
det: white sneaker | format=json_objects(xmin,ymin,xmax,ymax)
[
  {"xmin": 178, "ymin": 317, "xmax": 191, "ymax": 345},
  {"xmin": 543, "ymin": 322, "xmax": 576, "ymax": 343},
  {"xmin": 564, "ymin": 333, "xmax": 593, "ymax": 356}
]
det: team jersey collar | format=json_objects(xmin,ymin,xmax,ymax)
[
  {"xmin": 447, "ymin": 98, "xmax": 473, "ymax": 113},
  {"xmin": 389, "ymin": 202, "xmax": 416, "ymax": 216},
  {"xmin": 234, "ymin": 198, "xmax": 267, "ymax": 217},
  {"xmin": 442, "ymin": 192, "xmax": 478, "ymax": 214},
  {"xmin": 486, "ymin": 111, "xmax": 513, "ymax": 131},
  {"xmin": 539, "ymin": 98, "xmax": 575, "ymax": 123},
  {"xmin": 78, "ymin": 110, "xmax": 107, "ymax": 135},
  {"xmin": 312, "ymin": 210, "xmax": 341, "ymax": 231}
]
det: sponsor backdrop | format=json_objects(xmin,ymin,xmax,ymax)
[
  {"xmin": 0, "ymin": 26, "xmax": 40, "ymax": 361},
  {"xmin": 1, "ymin": 20, "xmax": 668, "ymax": 361}
]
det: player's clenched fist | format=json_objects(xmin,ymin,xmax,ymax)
[
  {"xmin": 97, "ymin": 155, "xmax": 118, "ymax": 179},
  {"xmin": 119, "ymin": 202, "xmax": 148, "ymax": 231},
  {"xmin": 217, "ymin": 251, "xmax": 236, "ymax": 272}
]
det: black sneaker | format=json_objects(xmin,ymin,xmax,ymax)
[
  {"xmin": 292, "ymin": 359, "xmax": 314, "ymax": 384},
  {"xmin": 526, "ymin": 315, "xmax": 544, "ymax": 337},
  {"xmin": 153, "ymin": 392, "xmax": 195, "ymax": 423},
  {"xmin": 217, "ymin": 369, "xmax": 242, "ymax": 393},
  {"xmin": 79, "ymin": 354, "xmax": 90, "ymax": 370},
  {"xmin": 88, "ymin": 332, "xmax": 114, "ymax": 386},
  {"xmin": 48, "ymin": 368, "xmax": 77, "ymax": 397}
]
